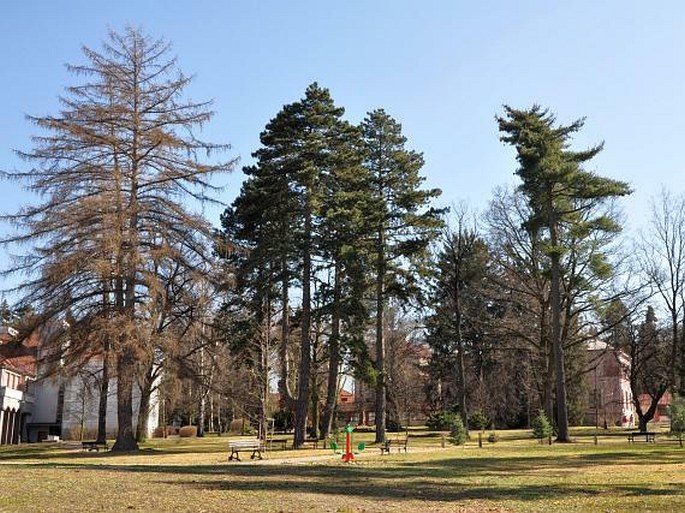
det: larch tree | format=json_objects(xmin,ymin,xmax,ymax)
[
  {"xmin": 497, "ymin": 105, "xmax": 631, "ymax": 442},
  {"xmin": 360, "ymin": 109, "xmax": 444, "ymax": 444},
  {"xmin": 1, "ymin": 27, "xmax": 235, "ymax": 451}
]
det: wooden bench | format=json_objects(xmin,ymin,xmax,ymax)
[
  {"xmin": 304, "ymin": 437, "xmax": 320, "ymax": 449},
  {"xmin": 380, "ymin": 437, "xmax": 408, "ymax": 455},
  {"xmin": 628, "ymin": 431, "xmax": 656, "ymax": 443},
  {"xmin": 266, "ymin": 437, "xmax": 289, "ymax": 451},
  {"xmin": 81, "ymin": 441, "xmax": 109, "ymax": 452},
  {"xmin": 228, "ymin": 439, "xmax": 263, "ymax": 461}
]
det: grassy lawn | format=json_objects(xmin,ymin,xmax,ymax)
[{"xmin": 0, "ymin": 429, "xmax": 683, "ymax": 512}]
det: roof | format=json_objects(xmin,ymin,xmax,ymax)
[{"xmin": 0, "ymin": 328, "xmax": 39, "ymax": 377}]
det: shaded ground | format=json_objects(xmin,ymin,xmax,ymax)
[{"xmin": 0, "ymin": 435, "xmax": 683, "ymax": 512}]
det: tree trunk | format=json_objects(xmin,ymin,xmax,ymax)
[
  {"xmin": 279, "ymin": 260, "xmax": 295, "ymax": 410},
  {"xmin": 259, "ymin": 294, "xmax": 271, "ymax": 442},
  {"xmin": 321, "ymin": 262, "xmax": 342, "ymax": 439},
  {"xmin": 96, "ymin": 342, "xmax": 110, "ymax": 444},
  {"xmin": 455, "ymin": 289, "xmax": 469, "ymax": 433},
  {"xmin": 112, "ymin": 346, "xmax": 138, "ymax": 451},
  {"xmin": 136, "ymin": 379, "xmax": 152, "ymax": 443},
  {"xmin": 549, "ymin": 209, "xmax": 570, "ymax": 442},
  {"xmin": 294, "ymin": 195, "xmax": 312, "ymax": 448},
  {"xmin": 197, "ymin": 346, "xmax": 206, "ymax": 438},
  {"xmin": 374, "ymin": 228, "xmax": 386, "ymax": 445},
  {"xmin": 136, "ymin": 362, "xmax": 156, "ymax": 443}
]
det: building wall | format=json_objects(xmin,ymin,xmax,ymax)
[
  {"xmin": 586, "ymin": 347, "xmax": 636, "ymax": 427},
  {"xmin": 26, "ymin": 361, "xmax": 160, "ymax": 442}
]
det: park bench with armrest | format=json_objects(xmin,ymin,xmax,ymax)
[
  {"xmin": 228, "ymin": 439, "xmax": 264, "ymax": 461},
  {"xmin": 81, "ymin": 440, "xmax": 109, "ymax": 452},
  {"xmin": 627, "ymin": 431, "xmax": 656, "ymax": 443}
]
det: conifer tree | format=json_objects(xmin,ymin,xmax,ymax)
[
  {"xmin": 225, "ymin": 83, "xmax": 358, "ymax": 447},
  {"xmin": 1, "ymin": 27, "xmax": 234, "ymax": 451},
  {"xmin": 426, "ymin": 214, "xmax": 490, "ymax": 431},
  {"xmin": 497, "ymin": 105, "xmax": 631, "ymax": 441},
  {"xmin": 360, "ymin": 109, "xmax": 444, "ymax": 444}
]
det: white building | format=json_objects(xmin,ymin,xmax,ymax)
[{"xmin": 0, "ymin": 326, "xmax": 158, "ymax": 444}]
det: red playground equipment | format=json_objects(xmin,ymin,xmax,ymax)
[{"xmin": 342, "ymin": 424, "xmax": 355, "ymax": 463}]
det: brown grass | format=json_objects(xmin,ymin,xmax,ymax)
[{"xmin": 0, "ymin": 429, "xmax": 682, "ymax": 512}]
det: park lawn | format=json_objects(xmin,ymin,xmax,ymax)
[{"xmin": 0, "ymin": 434, "xmax": 683, "ymax": 512}]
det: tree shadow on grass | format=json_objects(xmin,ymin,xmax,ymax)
[
  {"xmin": 4, "ymin": 450, "xmax": 684, "ymax": 506},
  {"xmin": 167, "ymin": 478, "xmax": 683, "ymax": 504}
]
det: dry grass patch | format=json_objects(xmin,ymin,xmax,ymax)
[{"xmin": 0, "ymin": 434, "xmax": 683, "ymax": 512}]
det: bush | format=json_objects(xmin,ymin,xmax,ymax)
[
  {"xmin": 448, "ymin": 415, "xmax": 467, "ymax": 446},
  {"xmin": 179, "ymin": 425, "xmax": 197, "ymax": 437},
  {"xmin": 469, "ymin": 410, "xmax": 490, "ymax": 431},
  {"xmin": 487, "ymin": 432, "xmax": 498, "ymax": 443},
  {"xmin": 152, "ymin": 426, "xmax": 179, "ymax": 438},
  {"xmin": 427, "ymin": 411, "xmax": 460, "ymax": 431},
  {"xmin": 531, "ymin": 411, "xmax": 553, "ymax": 442},
  {"xmin": 228, "ymin": 418, "xmax": 254, "ymax": 435},
  {"xmin": 386, "ymin": 418, "xmax": 403, "ymax": 432}
]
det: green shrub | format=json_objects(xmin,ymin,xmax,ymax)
[
  {"xmin": 448, "ymin": 415, "xmax": 467, "ymax": 446},
  {"xmin": 531, "ymin": 411, "xmax": 553, "ymax": 442},
  {"xmin": 669, "ymin": 395, "xmax": 685, "ymax": 444},
  {"xmin": 469, "ymin": 410, "xmax": 490, "ymax": 431},
  {"xmin": 427, "ymin": 411, "xmax": 459, "ymax": 431}
]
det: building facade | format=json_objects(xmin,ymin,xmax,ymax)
[
  {"xmin": 586, "ymin": 339, "xmax": 636, "ymax": 428},
  {"xmin": 0, "ymin": 326, "xmax": 158, "ymax": 444}
]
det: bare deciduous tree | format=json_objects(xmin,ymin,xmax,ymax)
[{"xmin": 1, "ymin": 27, "xmax": 235, "ymax": 451}]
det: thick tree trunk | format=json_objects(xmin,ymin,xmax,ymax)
[
  {"xmin": 549, "ymin": 211, "xmax": 570, "ymax": 442},
  {"xmin": 112, "ymin": 346, "xmax": 138, "ymax": 451},
  {"xmin": 321, "ymin": 263, "xmax": 342, "ymax": 439},
  {"xmin": 544, "ymin": 346, "xmax": 555, "ymax": 421},
  {"xmin": 136, "ymin": 361, "xmax": 157, "ymax": 442},
  {"xmin": 136, "ymin": 380, "xmax": 152, "ymax": 442}
]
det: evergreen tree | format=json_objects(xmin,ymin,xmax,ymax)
[
  {"xmin": 360, "ymin": 109, "xmax": 444, "ymax": 444},
  {"xmin": 426, "ymin": 213, "xmax": 490, "ymax": 432},
  {"xmin": 224, "ymin": 83, "xmax": 360, "ymax": 447},
  {"xmin": 497, "ymin": 105, "xmax": 631, "ymax": 441}
]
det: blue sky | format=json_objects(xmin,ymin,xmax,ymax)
[{"xmin": 1, "ymin": 1, "xmax": 684, "ymax": 292}]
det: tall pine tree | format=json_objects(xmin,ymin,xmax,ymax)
[
  {"xmin": 497, "ymin": 105, "xmax": 631, "ymax": 441},
  {"xmin": 360, "ymin": 109, "xmax": 444, "ymax": 444}
]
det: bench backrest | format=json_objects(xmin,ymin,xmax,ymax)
[{"xmin": 229, "ymin": 440, "xmax": 261, "ymax": 448}]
